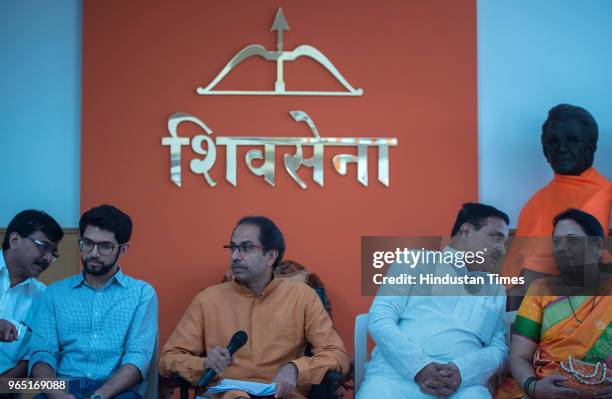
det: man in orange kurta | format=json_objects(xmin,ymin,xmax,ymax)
[
  {"xmin": 159, "ymin": 216, "xmax": 349, "ymax": 399},
  {"xmin": 505, "ymin": 104, "xmax": 611, "ymax": 309}
]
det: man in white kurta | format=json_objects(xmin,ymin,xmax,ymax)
[{"xmin": 357, "ymin": 203, "xmax": 510, "ymax": 399}]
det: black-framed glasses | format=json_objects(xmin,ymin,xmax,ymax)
[
  {"xmin": 79, "ymin": 237, "xmax": 120, "ymax": 256},
  {"xmin": 223, "ymin": 242, "xmax": 265, "ymax": 255},
  {"xmin": 26, "ymin": 237, "xmax": 59, "ymax": 262}
]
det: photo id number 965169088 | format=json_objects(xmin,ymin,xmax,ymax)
[{"xmin": 0, "ymin": 378, "xmax": 68, "ymax": 393}]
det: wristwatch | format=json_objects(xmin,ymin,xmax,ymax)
[{"xmin": 91, "ymin": 393, "xmax": 104, "ymax": 399}]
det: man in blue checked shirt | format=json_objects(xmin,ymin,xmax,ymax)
[{"xmin": 29, "ymin": 205, "xmax": 158, "ymax": 399}]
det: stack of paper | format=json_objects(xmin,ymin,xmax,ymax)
[{"xmin": 203, "ymin": 379, "xmax": 277, "ymax": 397}]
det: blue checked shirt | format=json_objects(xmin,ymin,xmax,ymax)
[{"xmin": 28, "ymin": 269, "xmax": 157, "ymax": 393}]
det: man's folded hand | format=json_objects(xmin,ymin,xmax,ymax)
[{"xmin": 415, "ymin": 362, "xmax": 460, "ymax": 397}]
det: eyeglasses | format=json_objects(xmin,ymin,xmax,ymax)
[
  {"xmin": 26, "ymin": 237, "xmax": 59, "ymax": 262},
  {"xmin": 223, "ymin": 242, "xmax": 265, "ymax": 255},
  {"xmin": 552, "ymin": 235, "xmax": 587, "ymax": 247},
  {"xmin": 79, "ymin": 237, "xmax": 120, "ymax": 256}
]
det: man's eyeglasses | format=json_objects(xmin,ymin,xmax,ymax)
[
  {"xmin": 223, "ymin": 243, "xmax": 265, "ymax": 255},
  {"xmin": 79, "ymin": 238, "xmax": 120, "ymax": 256},
  {"xmin": 26, "ymin": 237, "xmax": 59, "ymax": 262}
]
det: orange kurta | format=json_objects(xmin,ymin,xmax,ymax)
[
  {"xmin": 158, "ymin": 277, "xmax": 349, "ymax": 399},
  {"xmin": 503, "ymin": 168, "xmax": 611, "ymax": 277}
]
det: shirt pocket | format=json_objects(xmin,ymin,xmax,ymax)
[
  {"xmin": 451, "ymin": 297, "xmax": 500, "ymax": 345},
  {"xmin": 474, "ymin": 301, "xmax": 503, "ymax": 345},
  {"xmin": 267, "ymin": 319, "xmax": 302, "ymax": 353}
]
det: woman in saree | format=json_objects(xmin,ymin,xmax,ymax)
[{"xmin": 496, "ymin": 209, "xmax": 612, "ymax": 399}]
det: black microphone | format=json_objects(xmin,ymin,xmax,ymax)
[{"xmin": 198, "ymin": 330, "xmax": 248, "ymax": 387}]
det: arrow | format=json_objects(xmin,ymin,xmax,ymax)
[
  {"xmin": 270, "ymin": 8, "xmax": 290, "ymax": 52},
  {"xmin": 270, "ymin": 8, "xmax": 290, "ymax": 92}
]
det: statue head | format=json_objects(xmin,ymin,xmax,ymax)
[{"xmin": 541, "ymin": 104, "xmax": 598, "ymax": 175}]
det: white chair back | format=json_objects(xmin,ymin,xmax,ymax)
[
  {"xmin": 505, "ymin": 310, "xmax": 517, "ymax": 342},
  {"xmin": 354, "ymin": 313, "xmax": 369, "ymax": 396}
]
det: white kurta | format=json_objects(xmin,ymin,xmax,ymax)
[{"xmin": 358, "ymin": 248, "xmax": 508, "ymax": 399}]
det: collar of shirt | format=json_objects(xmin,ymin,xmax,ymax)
[
  {"xmin": 0, "ymin": 250, "xmax": 36, "ymax": 291},
  {"xmin": 0, "ymin": 251, "xmax": 9, "ymax": 289},
  {"xmin": 70, "ymin": 267, "xmax": 127, "ymax": 290},
  {"xmin": 229, "ymin": 275, "xmax": 282, "ymax": 299}
]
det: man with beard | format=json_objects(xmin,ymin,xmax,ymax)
[
  {"xmin": 357, "ymin": 203, "xmax": 510, "ymax": 399},
  {"xmin": 1, "ymin": 210, "xmax": 63, "ymax": 380},
  {"xmin": 29, "ymin": 205, "xmax": 158, "ymax": 399},
  {"xmin": 159, "ymin": 216, "xmax": 349, "ymax": 399}
]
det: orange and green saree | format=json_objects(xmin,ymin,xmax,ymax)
[{"xmin": 495, "ymin": 279, "xmax": 612, "ymax": 399}]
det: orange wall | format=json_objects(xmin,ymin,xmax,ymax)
[{"xmin": 82, "ymin": 0, "xmax": 477, "ymax": 354}]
